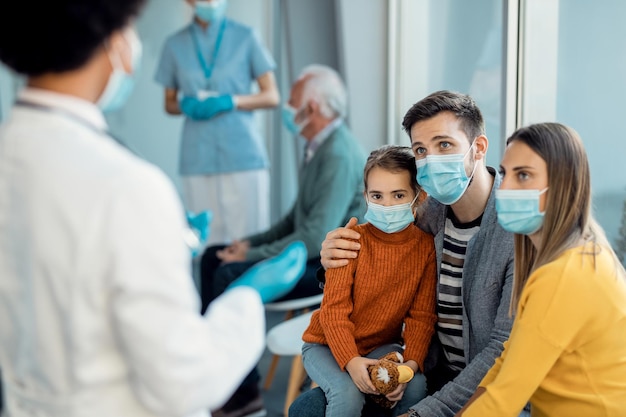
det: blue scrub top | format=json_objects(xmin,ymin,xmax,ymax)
[{"xmin": 155, "ymin": 18, "xmax": 275, "ymax": 176}]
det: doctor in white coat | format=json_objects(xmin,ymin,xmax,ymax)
[{"xmin": 0, "ymin": 1, "xmax": 304, "ymax": 416}]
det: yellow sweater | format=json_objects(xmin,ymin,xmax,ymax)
[
  {"xmin": 302, "ymin": 223, "xmax": 437, "ymax": 370},
  {"xmin": 464, "ymin": 244, "xmax": 626, "ymax": 417}
]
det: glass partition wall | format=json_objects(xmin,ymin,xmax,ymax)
[{"xmin": 391, "ymin": 0, "xmax": 626, "ymax": 250}]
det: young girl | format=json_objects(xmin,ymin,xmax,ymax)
[
  {"xmin": 458, "ymin": 123, "xmax": 626, "ymax": 417},
  {"xmin": 302, "ymin": 145, "xmax": 437, "ymax": 417}
]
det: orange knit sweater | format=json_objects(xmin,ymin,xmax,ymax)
[{"xmin": 302, "ymin": 222, "xmax": 437, "ymax": 371}]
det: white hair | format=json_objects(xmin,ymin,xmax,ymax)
[{"xmin": 297, "ymin": 64, "xmax": 348, "ymax": 119}]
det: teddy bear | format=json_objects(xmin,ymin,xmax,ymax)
[{"xmin": 367, "ymin": 351, "xmax": 415, "ymax": 409}]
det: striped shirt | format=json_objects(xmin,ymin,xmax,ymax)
[{"xmin": 437, "ymin": 210, "xmax": 482, "ymax": 371}]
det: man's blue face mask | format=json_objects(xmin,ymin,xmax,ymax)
[
  {"xmin": 281, "ymin": 104, "xmax": 308, "ymax": 135},
  {"xmin": 414, "ymin": 143, "xmax": 476, "ymax": 205}
]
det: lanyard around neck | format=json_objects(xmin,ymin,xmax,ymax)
[{"xmin": 190, "ymin": 19, "xmax": 226, "ymax": 81}]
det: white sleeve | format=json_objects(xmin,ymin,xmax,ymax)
[{"xmin": 106, "ymin": 164, "xmax": 265, "ymax": 416}]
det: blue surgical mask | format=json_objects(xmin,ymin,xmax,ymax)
[
  {"xmin": 415, "ymin": 145, "xmax": 476, "ymax": 205},
  {"xmin": 195, "ymin": 0, "xmax": 228, "ymax": 23},
  {"xmin": 98, "ymin": 28, "xmax": 142, "ymax": 113},
  {"xmin": 495, "ymin": 188, "xmax": 548, "ymax": 235},
  {"xmin": 281, "ymin": 104, "xmax": 308, "ymax": 135},
  {"xmin": 364, "ymin": 195, "xmax": 418, "ymax": 234}
]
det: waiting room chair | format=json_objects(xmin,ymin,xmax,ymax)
[
  {"xmin": 265, "ymin": 309, "xmax": 317, "ymax": 416},
  {"xmin": 263, "ymin": 293, "xmax": 323, "ymax": 391}
]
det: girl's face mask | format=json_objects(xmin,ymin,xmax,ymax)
[{"xmin": 364, "ymin": 194, "xmax": 418, "ymax": 234}]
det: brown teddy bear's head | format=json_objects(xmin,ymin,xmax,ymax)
[{"xmin": 367, "ymin": 352, "xmax": 414, "ymax": 409}]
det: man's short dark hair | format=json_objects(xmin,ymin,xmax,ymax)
[
  {"xmin": 0, "ymin": 0, "xmax": 146, "ymax": 76},
  {"xmin": 401, "ymin": 90, "xmax": 486, "ymax": 143}
]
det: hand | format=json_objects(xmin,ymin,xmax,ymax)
[
  {"xmin": 179, "ymin": 96, "xmax": 207, "ymax": 120},
  {"xmin": 320, "ymin": 217, "xmax": 361, "ymax": 270},
  {"xmin": 180, "ymin": 94, "xmax": 235, "ymax": 120},
  {"xmin": 217, "ymin": 240, "xmax": 250, "ymax": 264},
  {"xmin": 225, "ymin": 240, "xmax": 307, "ymax": 303},
  {"xmin": 185, "ymin": 210, "xmax": 213, "ymax": 257},
  {"xmin": 385, "ymin": 359, "xmax": 416, "ymax": 401},
  {"xmin": 186, "ymin": 210, "xmax": 212, "ymax": 243},
  {"xmin": 345, "ymin": 356, "xmax": 379, "ymax": 394},
  {"xmin": 385, "ymin": 382, "xmax": 407, "ymax": 402}
]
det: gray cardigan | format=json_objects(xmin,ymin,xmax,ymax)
[
  {"xmin": 245, "ymin": 123, "xmax": 366, "ymax": 262},
  {"xmin": 412, "ymin": 167, "xmax": 515, "ymax": 416}
]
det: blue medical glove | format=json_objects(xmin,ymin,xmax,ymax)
[
  {"xmin": 226, "ymin": 241, "xmax": 307, "ymax": 303},
  {"xmin": 180, "ymin": 95, "xmax": 235, "ymax": 120},
  {"xmin": 180, "ymin": 96, "xmax": 202, "ymax": 120},
  {"xmin": 186, "ymin": 210, "xmax": 213, "ymax": 257}
]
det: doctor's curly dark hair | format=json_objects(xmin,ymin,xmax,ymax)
[{"xmin": 0, "ymin": 0, "xmax": 146, "ymax": 76}]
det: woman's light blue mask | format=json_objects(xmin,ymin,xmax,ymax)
[
  {"xmin": 98, "ymin": 29, "xmax": 142, "ymax": 113},
  {"xmin": 364, "ymin": 195, "xmax": 418, "ymax": 234},
  {"xmin": 195, "ymin": 0, "xmax": 228, "ymax": 23},
  {"xmin": 415, "ymin": 146, "xmax": 475, "ymax": 205},
  {"xmin": 495, "ymin": 188, "xmax": 548, "ymax": 235}
]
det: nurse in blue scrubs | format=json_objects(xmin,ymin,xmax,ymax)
[{"xmin": 155, "ymin": 0, "xmax": 279, "ymax": 246}]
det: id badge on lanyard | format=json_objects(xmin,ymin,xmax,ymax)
[{"xmin": 191, "ymin": 19, "xmax": 226, "ymax": 99}]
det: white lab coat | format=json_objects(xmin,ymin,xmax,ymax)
[{"xmin": 0, "ymin": 88, "xmax": 265, "ymax": 417}]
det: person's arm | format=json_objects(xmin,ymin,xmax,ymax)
[
  {"xmin": 176, "ymin": 68, "xmax": 280, "ymax": 120},
  {"xmin": 319, "ymin": 219, "xmax": 362, "ymax": 269},
  {"xmin": 107, "ymin": 165, "xmax": 266, "ymax": 415},
  {"xmin": 164, "ymin": 88, "xmax": 181, "ymax": 115},
  {"xmin": 216, "ymin": 239, "xmax": 250, "ymax": 263},
  {"xmin": 317, "ymin": 237, "xmax": 379, "ymax": 394},
  {"xmin": 460, "ymin": 265, "xmax": 580, "ymax": 417},
  {"xmin": 396, "ymin": 387, "xmax": 488, "ymax": 417},
  {"xmin": 234, "ymin": 71, "xmax": 279, "ymax": 110},
  {"xmin": 226, "ymin": 240, "xmax": 308, "ymax": 303},
  {"xmin": 154, "ymin": 38, "xmax": 182, "ymax": 116},
  {"xmin": 453, "ymin": 387, "xmax": 486, "ymax": 417},
  {"xmin": 245, "ymin": 208, "xmax": 296, "ymax": 250},
  {"xmin": 317, "ymin": 249, "xmax": 360, "ymax": 369},
  {"xmin": 237, "ymin": 26, "xmax": 280, "ymax": 111},
  {"xmin": 411, "ymin": 255, "xmax": 515, "ymax": 417}
]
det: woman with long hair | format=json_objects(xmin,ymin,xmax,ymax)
[{"xmin": 457, "ymin": 122, "xmax": 626, "ymax": 417}]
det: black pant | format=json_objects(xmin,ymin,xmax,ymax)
[
  {"xmin": 199, "ymin": 245, "xmax": 323, "ymax": 313},
  {"xmin": 199, "ymin": 244, "xmax": 323, "ymax": 407},
  {"xmin": 424, "ymin": 360, "xmax": 461, "ymax": 395}
]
